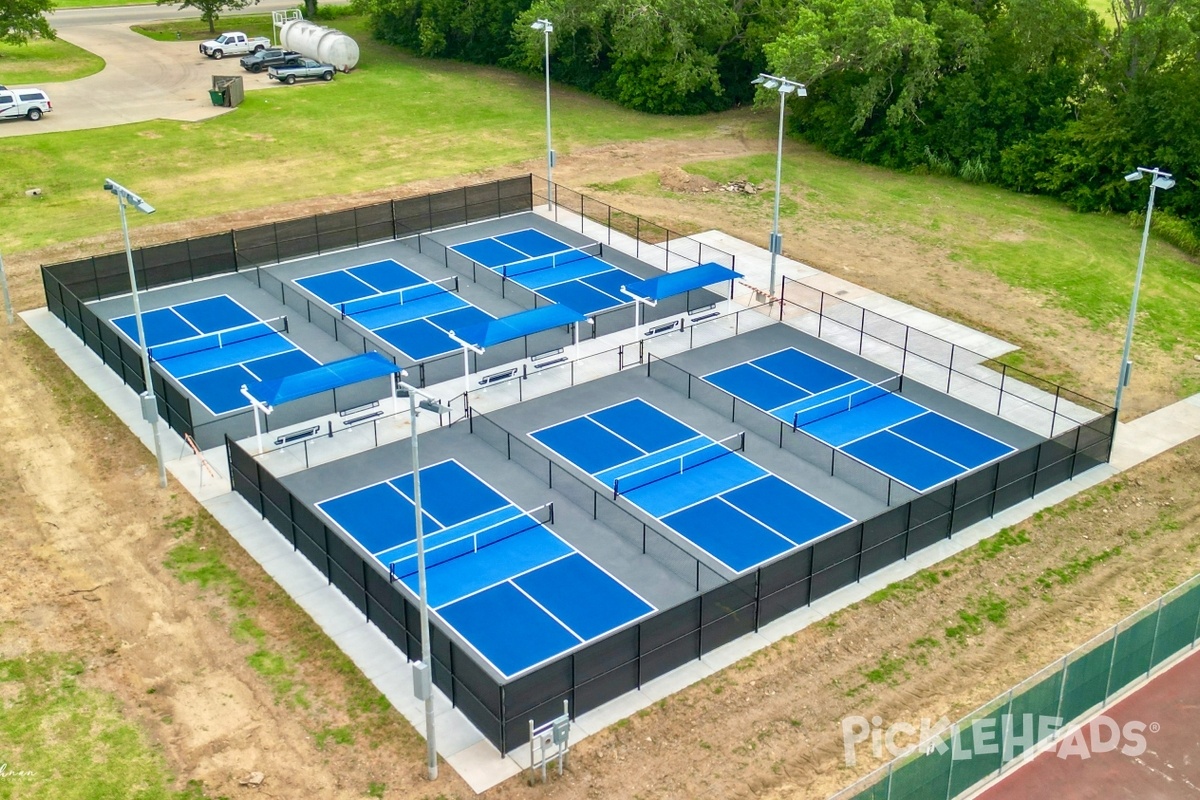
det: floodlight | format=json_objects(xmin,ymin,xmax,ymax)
[
  {"xmin": 532, "ymin": 18, "xmax": 553, "ymax": 32},
  {"xmin": 418, "ymin": 398, "xmax": 452, "ymax": 415},
  {"xmin": 134, "ymin": 200, "xmax": 156, "ymax": 215},
  {"xmin": 1114, "ymin": 165, "xmax": 1177, "ymax": 416},
  {"xmin": 748, "ymin": 73, "xmax": 807, "ymax": 296}
]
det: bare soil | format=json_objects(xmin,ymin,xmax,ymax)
[{"xmin": 3, "ymin": 139, "xmax": 1200, "ymax": 800}]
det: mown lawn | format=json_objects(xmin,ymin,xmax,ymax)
[
  {"xmin": 0, "ymin": 36, "xmax": 104, "ymax": 84},
  {"xmin": 0, "ymin": 16, "xmax": 717, "ymax": 254}
]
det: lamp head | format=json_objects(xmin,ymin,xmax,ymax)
[
  {"xmin": 1125, "ymin": 171, "xmax": 1142, "ymax": 183},
  {"xmin": 1152, "ymin": 176, "xmax": 1175, "ymax": 191},
  {"xmin": 751, "ymin": 75, "xmax": 766, "ymax": 85},
  {"xmin": 134, "ymin": 200, "xmax": 156, "ymax": 215},
  {"xmin": 531, "ymin": 18, "xmax": 553, "ymax": 32}
]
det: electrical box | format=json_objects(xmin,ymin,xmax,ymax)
[{"xmin": 412, "ymin": 661, "xmax": 431, "ymax": 701}]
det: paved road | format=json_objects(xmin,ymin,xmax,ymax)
[{"xmin": 0, "ymin": 1, "xmax": 331, "ymax": 138}]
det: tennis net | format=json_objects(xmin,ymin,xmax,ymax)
[
  {"xmin": 499, "ymin": 242, "xmax": 603, "ymax": 279},
  {"xmin": 612, "ymin": 432, "xmax": 746, "ymax": 499},
  {"xmin": 338, "ymin": 276, "xmax": 459, "ymax": 319},
  {"xmin": 792, "ymin": 374, "xmax": 903, "ymax": 431},
  {"xmin": 387, "ymin": 502, "xmax": 554, "ymax": 581},
  {"xmin": 148, "ymin": 315, "xmax": 288, "ymax": 362}
]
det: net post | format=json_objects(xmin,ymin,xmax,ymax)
[{"xmin": 548, "ymin": 501, "xmax": 554, "ymax": 526}]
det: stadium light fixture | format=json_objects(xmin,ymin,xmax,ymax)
[
  {"xmin": 398, "ymin": 372, "xmax": 451, "ymax": 781},
  {"xmin": 1114, "ymin": 166, "xmax": 1175, "ymax": 418},
  {"xmin": 751, "ymin": 73, "xmax": 807, "ymax": 299},
  {"xmin": 531, "ymin": 18, "xmax": 555, "ymax": 206},
  {"xmin": 104, "ymin": 178, "xmax": 166, "ymax": 489}
]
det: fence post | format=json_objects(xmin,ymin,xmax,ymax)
[
  {"xmin": 945, "ymin": 722, "xmax": 959, "ymax": 800},
  {"xmin": 818, "ymin": 292, "xmax": 825, "ymax": 338},
  {"xmin": 997, "ymin": 366, "xmax": 1007, "ymax": 416},
  {"xmin": 885, "ymin": 762, "xmax": 894, "ymax": 800},
  {"xmin": 998, "ymin": 688, "xmax": 1015, "ymax": 772},
  {"xmin": 1103, "ymin": 622, "xmax": 1121, "ymax": 699},
  {"xmin": 1147, "ymin": 596, "xmax": 1165, "ymax": 675},
  {"xmin": 1192, "ymin": 583, "xmax": 1200, "ymax": 648},
  {"xmin": 779, "ymin": 277, "xmax": 786, "ymax": 321},
  {"xmin": 1050, "ymin": 386, "xmax": 1062, "ymax": 439},
  {"xmin": 1052, "ymin": 654, "xmax": 1068, "ymax": 739},
  {"xmin": 858, "ymin": 307, "xmax": 865, "ymax": 354}
]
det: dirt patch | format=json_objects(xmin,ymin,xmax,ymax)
[{"xmin": 3, "ymin": 135, "xmax": 1200, "ymax": 800}]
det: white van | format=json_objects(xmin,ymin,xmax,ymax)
[{"xmin": 0, "ymin": 88, "xmax": 52, "ymax": 121}]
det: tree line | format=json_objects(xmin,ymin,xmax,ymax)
[{"xmin": 354, "ymin": 0, "xmax": 1198, "ymax": 243}]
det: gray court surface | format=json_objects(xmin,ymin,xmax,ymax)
[
  {"xmin": 664, "ymin": 323, "xmax": 1043, "ymax": 453},
  {"xmin": 80, "ymin": 212, "xmax": 682, "ymax": 446},
  {"xmin": 281, "ymin": 416, "xmax": 697, "ymax": 683}
]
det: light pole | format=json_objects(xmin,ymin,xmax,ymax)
[
  {"xmin": 104, "ymin": 179, "xmax": 166, "ymax": 488},
  {"xmin": 751, "ymin": 73, "xmax": 806, "ymax": 298},
  {"xmin": 399, "ymin": 372, "xmax": 451, "ymax": 781},
  {"xmin": 531, "ymin": 18, "xmax": 554, "ymax": 205},
  {"xmin": 1115, "ymin": 167, "xmax": 1175, "ymax": 417}
]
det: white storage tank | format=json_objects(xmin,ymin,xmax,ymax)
[{"xmin": 279, "ymin": 19, "xmax": 360, "ymax": 72}]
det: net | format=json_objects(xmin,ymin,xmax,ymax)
[
  {"xmin": 339, "ymin": 276, "xmax": 458, "ymax": 319},
  {"xmin": 500, "ymin": 243, "xmax": 602, "ymax": 279},
  {"xmin": 148, "ymin": 315, "xmax": 288, "ymax": 362},
  {"xmin": 792, "ymin": 374, "xmax": 902, "ymax": 431},
  {"xmin": 613, "ymin": 432, "xmax": 745, "ymax": 499},
  {"xmin": 388, "ymin": 502, "xmax": 554, "ymax": 581}
]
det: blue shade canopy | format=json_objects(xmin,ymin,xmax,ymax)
[
  {"xmin": 623, "ymin": 263, "xmax": 742, "ymax": 302},
  {"xmin": 248, "ymin": 352, "xmax": 402, "ymax": 408},
  {"xmin": 452, "ymin": 305, "xmax": 587, "ymax": 350}
]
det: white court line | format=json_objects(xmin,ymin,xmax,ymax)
[{"xmin": 508, "ymin": 581, "xmax": 586, "ymax": 644}]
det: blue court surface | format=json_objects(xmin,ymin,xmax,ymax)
[
  {"xmin": 450, "ymin": 229, "xmax": 640, "ymax": 316},
  {"xmin": 112, "ymin": 295, "xmax": 319, "ymax": 416},
  {"xmin": 704, "ymin": 348, "xmax": 1016, "ymax": 492},
  {"xmin": 315, "ymin": 459, "xmax": 655, "ymax": 678},
  {"xmin": 294, "ymin": 259, "xmax": 494, "ymax": 361},
  {"xmin": 530, "ymin": 399, "xmax": 854, "ymax": 574}
]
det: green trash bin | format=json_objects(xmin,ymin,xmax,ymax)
[{"xmin": 208, "ymin": 90, "xmax": 226, "ymax": 107}]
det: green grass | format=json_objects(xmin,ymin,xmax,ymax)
[
  {"xmin": 945, "ymin": 592, "xmax": 1009, "ymax": 645},
  {"xmin": 54, "ymin": 0, "xmax": 155, "ymax": 7},
  {"xmin": 132, "ymin": 14, "xmax": 277, "ymax": 42},
  {"xmin": 0, "ymin": 653, "xmax": 222, "ymax": 799},
  {"xmin": 0, "ymin": 15, "xmax": 721, "ymax": 256},
  {"xmin": 684, "ymin": 155, "xmax": 1200, "ymax": 360},
  {"xmin": 0, "ymin": 37, "xmax": 104, "ymax": 84}
]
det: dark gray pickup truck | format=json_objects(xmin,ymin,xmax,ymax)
[
  {"xmin": 239, "ymin": 48, "xmax": 302, "ymax": 73},
  {"xmin": 267, "ymin": 58, "xmax": 336, "ymax": 84}
]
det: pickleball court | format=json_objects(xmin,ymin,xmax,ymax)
[
  {"xmin": 704, "ymin": 347, "xmax": 1016, "ymax": 491},
  {"xmin": 530, "ymin": 398, "xmax": 856, "ymax": 573},
  {"xmin": 315, "ymin": 458, "xmax": 655, "ymax": 677}
]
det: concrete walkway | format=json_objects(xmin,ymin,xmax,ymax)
[{"xmin": 20, "ymin": 232, "xmax": 1200, "ymax": 794}]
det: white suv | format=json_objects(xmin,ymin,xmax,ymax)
[{"xmin": 0, "ymin": 88, "xmax": 52, "ymax": 121}]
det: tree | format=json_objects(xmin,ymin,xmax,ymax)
[
  {"xmin": 1, "ymin": 0, "xmax": 55, "ymax": 45},
  {"xmin": 156, "ymin": 0, "xmax": 261, "ymax": 34},
  {"xmin": 510, "ymin": 0, "xmax": 749, "ymax": 113}
]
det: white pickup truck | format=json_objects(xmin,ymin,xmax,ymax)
[{"xmin": 199, "ymin": 32, "xmax": 271, "ymax": 59}]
